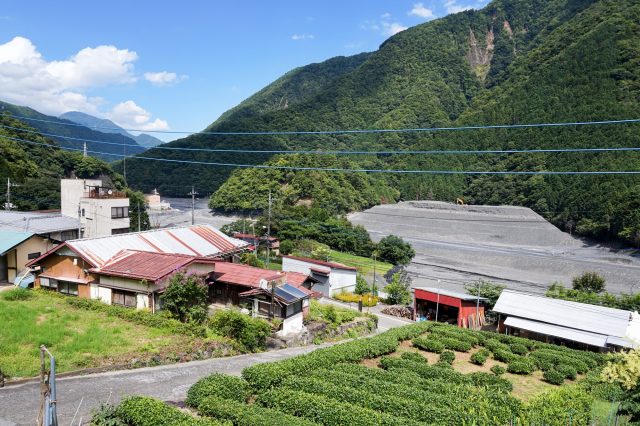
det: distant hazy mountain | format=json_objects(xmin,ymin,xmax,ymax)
[
  {"xmin": 60, "ymin": 111, "xmax": 165, "ymax": 148},
  {"xmin": 0, "ymin": 101, "xmax": 145, "ymax": 161}
]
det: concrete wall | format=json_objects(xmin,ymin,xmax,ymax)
[
  {"xmin": 280, "ymin": 311, "xmax": 304, "ymax": 335},
  {"xmin": 80, "ymin": 197, "xmax": 130, "ymax": 238},
  {"xmin": 328, "ymin": 269, "xmax": 356, "ymax": 296},
  {"xmin": 282, "ymin": 257, "xmax": 356, "ymax": 297},
  {"xmin": 60, "ymin": 179, "xmax": 101, "ymax": 218}
]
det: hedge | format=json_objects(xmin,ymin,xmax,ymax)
[
  {"xmin": 507, "ymin": 357, "xmax": 536, "ymax": 375},
  {"xmin": 197, "ymin": 395, "xmax": 317, "ymax": 426},
  {"xmin": 255, "ymin": 388, "xmax": 423, "ymax": 426},
  {"xmin": 379, "ymin": 357, "xmax": 470, "ymax": 385},
  {"xmin": 543, "ymin": 369, "xmax": 565, "ymax": 385},
  {"xmin": 493, "ymin": 349, "xmax": 520, "ymax": 364},
  {"xmin": 209, "ymin": 310, "xmax": 272, "ymax": 352},
  {"xmin": 470, "ymin": 349, "xmax": 490, "ymax": 365},
  {"xmin": 439, "ymin": 337, "xmax": 473, "ymax": 352},
  {"xmin": 412, "ymin": 336, "xmax": 444, "ymax": 353},
  {"xmin": 401, "ymin": 351, "xmax": 427, "ymax": 364},
  {"xmin": 556, "ymin": 364, "xmax": 577, "ymax": 380},
  {"xmin": 115, "ymin": 396, "xmax": 226, "ymax": 426},
  {"xmin": 509, "ymin": 343, "xmax": 528, "ymax": 355},
  {"xmin": 530, "ymin": 350, "xmax": 590, "ymax": 374},
  {"xmin": 439, "ymin": 350, "xmax": 455, "ymax": 364},
  {"xmin": 242, "ymin": 322, "xmax": 433, "ymax": 390},
  {"xmin": 186, "ymin": 373, "xmax": 251, "ymax": 408},
  {"xmin": 519, "ymin": 386, "xmax": 594, "ymax": 425},
  {"xmin": 491, "ymin": 365, "xmax": 506, "ymax": 376}
]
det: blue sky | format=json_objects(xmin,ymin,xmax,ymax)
[{"xmin": 0, "ymin": 0, "xmax": 489, "ymax": 141}]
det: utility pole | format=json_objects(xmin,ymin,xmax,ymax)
[
  {"xmin": 5, "ymin": 178, "xmax": 18, "ymax": 210},
  {"xmin": 266, "ymin": 190, "xmax": 272, "ymax": 266},
  {"xmin": 435, "ymin": 280, "xmax": 441, "ymax": 322},
  {"xmin": 77, "ymin": 204, "xmax": 82, "ymax": 239},
  {"xmin": 83, "ymin": 142, "xmax": 87, "ymax": 158},
  {"xmin": 122, "ymin": 134, "xmax": 127, "ymax": 185},
  {"xmin": 476, "ymin": 280, "xmax": 481, "ymax": 330},
  {"xmin": 137, "ymin": 201, "xmax": 141, "ymax": 232},
  {"xmin": 188, "ymin": 186, "xmax": 198, "ymax": 225},
  {"xmin": 270, "ymin": 280, "xmax": 276, "ymax": 320},
  {"xmin": 372, "ymin": 253, "xmax": 377, "ymax": 295}
]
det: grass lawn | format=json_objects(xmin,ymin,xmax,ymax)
[
  {"xmin": 327, "ymin": 249, "xmax": 393, "ymax": 276},
  {"xmin": 0, "ymin": 291, "xmax": 196, "ymax": 378}
]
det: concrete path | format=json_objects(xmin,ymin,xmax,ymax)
[
  {"xmin": 0, "ymin": 345, "xmax": 327, "ymax": 426},
  {"xmin": 318, "ymin": 297, "xmax": 413, "ymax": 331}
]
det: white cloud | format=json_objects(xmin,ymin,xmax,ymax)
[
  {"xmin": 444, "ymin": 0, "xmax": 474, "ymax": 13},
  {"xmin": 0, "ymin": 36, "xmax": 170, "ymax": 131},
  {"xmin": 108, "ymin": 100, "xmax": 169, "ymax": 131},
  {"xmin": 409, "ymin": 3, "xmax": 434, "ymax": 19},
  {"xmin": 291, "ymin": 33, "xmax": 314, "ymax": 41},
  {"xmin": 144, "ymin": 71, "xmax": 187, "ymax": 86},
  {"xmin": 382, "ymin": 21, "xmax": 408, "ymax": 36}
]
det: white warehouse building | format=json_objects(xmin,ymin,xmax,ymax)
[{"xmin": 281, "ymin": 255, "xmax": 357, "ymax": 297}]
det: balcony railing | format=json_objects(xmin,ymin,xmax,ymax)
[{"xmin": 84, "ymin": 187, "xmax": 127, "ymax": 199}]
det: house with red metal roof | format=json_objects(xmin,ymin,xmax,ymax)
[
  {"xmin": 26, "ymin": 225, "xmax": 249, "ymax": 307},
  {"xmin": 281, "ymin": 255, "xmax": 357, "ymax": 297}
]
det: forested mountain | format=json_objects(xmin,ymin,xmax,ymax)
[
  {"xmin": 0, "ymin": 101, "xmax": 146, "ymax": 161},
  {"xmin": 60, "ymin": 111, "xmax": 165, "ymax": 148},
  {"xmin": 0, "ymin": 114, "xmax": 125, "ymax": 210},
  {"xmin": 126, "ymin": 0, "xmax": 640, "ymax": 245}
]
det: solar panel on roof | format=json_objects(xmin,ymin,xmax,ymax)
[
  {"xmin": 281, "ymin": 284, "xmax": 308, "ymax": 299},
  {"xmin": 275, "ymin": 284, "xmax": 307, "ymax": 304}
]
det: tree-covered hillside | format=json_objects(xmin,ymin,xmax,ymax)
[
  {"xmin": 0, "ymin": 101, "xmax": 145, "ymax": 161},
  {"xmin": 127, "ymin": 0, "xmax": 640, "ymax": 244}
]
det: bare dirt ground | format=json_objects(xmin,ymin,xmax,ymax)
[{"xmin": 350, "ymin": 201, "xmax": 640, "ymax": 295}]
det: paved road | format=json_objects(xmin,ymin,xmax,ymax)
[{"xmin": 0, "ymin": 345, "xmax": 326, "ymax": 426}]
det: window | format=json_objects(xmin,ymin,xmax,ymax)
[
  {"xmin": 27, "ymin": 252, "xmax": 41, "ymax": 260},
  {"xmin": 60, "ymin": 230, "xmax": 78, "ymax": 241},
  {"xmin": 111, "ymin": 228, "xmax": 130, "ymax": 235},
  {"xmin": 58, "ymin": 281, "xmax": 79, "ymax": 296},
  {"xmin": 81, "ymin": 208, "xmax": 85, "ymax": 217},
  {"xmin": 112, "ymin": 289, "xmax": 137, "ymax": 308},
  {"xmin": 111, "ymin": 206, "xmax": 129, "ymax": 219}
]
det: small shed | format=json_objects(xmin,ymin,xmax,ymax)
[
  {"xmin": 493, "ymin": 290, "xmax": 638, "ymax": 350},
  {"xmin": 239, "ymin": 283, "xmax": 310, "ymax": 334},
  {"xmin": 413, "ymin": 287, "xmax": 487, "ymax": 329}
]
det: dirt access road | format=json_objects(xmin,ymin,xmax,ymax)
[{"xmin": 350, "ymin": 201, "xmax": 640, "ymax": 295}]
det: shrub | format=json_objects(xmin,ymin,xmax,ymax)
[
  {"xmin": 556, "ymin": 364, "xmax": 577, "ymax": 380},
  {"xmin": 484, "ymin": 338, "xmax": 509, "ymax": 353},
  {"xmin": 493, "ymin": 349, "xmax": 519, "ymax": 363},
  {"xmin": 491, "ymin": 365, "xmax": 506, "ymax": 376},
  {"xmin": 543, "ymin": 369, "xmax": 565, "ymax": 385},
  {"xmin": 520, "ymin": 386, "xmax": 593, "ymax": 425},
  {"xmin": 355, "ymin": 274, "xmax": 371, "ymax": 295},
  {"xmin": 115, "ymin": 396, "xmax": 223, "ymax": 426},
  {"xmin": 439, "ymin": 350, "xmax": 455, "ymax": 365},
  {"xmin": 507, "ymin": 358, "xmax": 536, "ymax": 375},
  {"xmin": 509, "ymin": 343, "xmax": 528, "ymax": 355},
  {"xmin": 209, "ymin": 310, "xmax": 271, "ymax": 352},
  {"xmin": 401, "ymin": 351, "xmax": 427, "ymax": 363},
  {"xmin": 1, "ymin": 288, "xmax": 33, "ymax": 301},
  {"xmin": 439, "ymin": 337, "xmax": 472, "ymax": 352},
  {"xmin": 412, "ymin": 336, "xmax": 444, "ymax": 353},
  {"xmin": 470, "ymin": 349, "xmax": 490, "ymax": 365},
  {"xmin": 186, "ymin": 373, "xmax": 251, "ymax": 408},
  {"xmin": 198, "ymin": 395, "xmax": 315, "ymax": 426},
  {"xmin": 383, "ymin": 271, "xmax": 412, "ymax": 305},
  {"xmin": 376, "ymin": 235, "xmax": 415, "ymax": 265},
  {"xmin": 467, "ymin": 372, "xmax": 513, "ymax": 393},
  {"xmin": 160, "ymin": 272, "xmax": 208, "ymax": 324},
  {"xmin": 334, "ymin": 292, "xmax": 378, "ymax": 307},
  {"xmin": 91, "ymin": 403, "xmax": 125, "ymax": 426},
  {"xmin": 278, "ymin": 240, "xmax": 294, "ymax": 256},
  {"xmin": 572, "ymin": 271, "xmax": 606, "ymax": 293}
]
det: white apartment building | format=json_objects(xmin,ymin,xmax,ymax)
[{"xmin": 60, "ymin": 179, "xmax": 130, "ymax": 238}]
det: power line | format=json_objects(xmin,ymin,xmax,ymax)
[
  {"xmin": 4, "ymin": 122, "xmax": 640, "ymax": 156},
  {"xmin": 2, "ymin": 112, "xmax": 639, "ymax": 136},
  {"xmin": 3, "ymin": 134, "xmax": 640, "ymax": 175}
]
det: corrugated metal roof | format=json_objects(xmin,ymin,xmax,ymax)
[
  {"xmin": 92, "ymin": 250, "xmax": 216, "ymax": 282},
  {"xmin": 504, "ymin": 316, "xmax": 608, "ymax": 347},
  {"xmin": 0, "ymin": 211, "xmax": 79, "ymax": 234},
  {"xmin": 0, "ymin": 231, "xmax": 34, "ymax": 255},
  {"xmin": 65, "ymin": 225, "xmax": 249, "ymax": 267},
  {"xmin": 493, "ymin": 290, "xmax": 631, "ymax": 338},
  {"xmin": 212, "ymin": 262, "xmax": 283, "ymax": 287},
  {"xmin": 283, "ymin": 255, "xmax": 357, "ymax": 271},
  {"xmin": 414, "ymin": 287, "xmax": 488, "ymax": 302}
]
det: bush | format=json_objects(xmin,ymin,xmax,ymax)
[
  {"xmin": 509, "ymin": 343, "xmax": 528, "ymax": 355},
  {"xmin": 186, "ymin": 373, "xmax": 251, "ymax": 408},
  {"xmin": 91, "ymin": 403, "xmax": 125, "ymax": 426},
  {"xmin": 491, "ymin": 365, "xmax": 506, "ymax": 376},
  {"xmin": 543, "ymin": 369, "xmax": 565, "ymax": 385},
  {"xmin": 470, "ymin": 349, "xmax": 490, "ymax": 365},
  {"xmin": 556, "ymin": 364, "xmax": 577, "ymax": 380},
  {"xmin": 376, "ymin": 235, "xmax": 415, "ymax": 265},
  {"xmin": 355, "ymin": 274, "xmax": 371, "ymax": 295},
  {"xmin": 383, "ymin": 271, "xmax": 411, "ymax": 305},
  {"xmin": 484, "ymin": 338, "xmax": 509, "ymax": 353},
  {"xmin": 334, "ymin": 292, "xmax": 378, "ymax": 307},
  {"xmin": 520, "ymin": 386, "xmax": 593, "ymax": 425},
  {"xmin": 401, "ymin": 351, "xmax": 427, "ymax": 363},
  {"xmin": 507, "ymin": 358, "xmax": 536, "ymax": 375},
  {"xmin": 493, "ymin": 349, "xmax": 519, "ymax": 363},
  {"xmin": 198, "ymin": 395, "xmax": 315, "ymax": 426},
  {"xmin": 440, "ymin": 337, "xmax": 472, "ymax": 352},
  {"xmin": 279, "ymin": 240, "xmax": 294, "ymax": 256},
  {"xmin": 1, "ymin": 287, "xmax": 33, "ymax": 301},
  {"xmin": 467, "ymin": 372, "xmax": 513, "ymax": 393},
  {"xmin": 160, "ymin": 272, "xmax": 208, "ymax": 324},
  {"xmin": 209, "ymin": 310, "xmax": 271, "ymax": 352},
  {"xmin": 439, "ymin": 350, "xmax": 455, "ymax": 364},
  {"xmin": 572, "ymin": 271, "xmax": 606, "ymax": 293},
  {"xmin": 115, "ymin": 396, "xmax": 223, "ymax": 426},
  {"xmin": 240, "ymin": 253, "xmax": 265, "ymax": 268},
  {"xmin": 412, "ymin": 336, "xmax": 444, "ymax": 353}
]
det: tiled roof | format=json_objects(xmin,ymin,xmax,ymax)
[
  {"xmin": 29, "ymin": 225, "xmax": 249, "ymax": 268},
  {"xmin": 211, "ymin": 262, "xmax": 284, "ymax": 287},
  {"xmin": 285, "ymin": 271, "xmax": 311, "ymax": 286},
  {"xmin": 283, "ymin": 255, "xmax": 357, "ymax": 271},
  {"xmin": 90, "ymin": 250, "xmax": 216, "ymax": 282}
]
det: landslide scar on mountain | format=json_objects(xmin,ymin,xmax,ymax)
[{"xmin": 467, "ymin": 27, "xmax": 495, "ymax": 81}]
